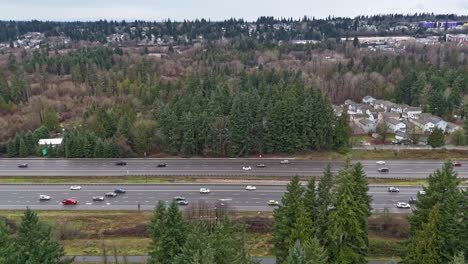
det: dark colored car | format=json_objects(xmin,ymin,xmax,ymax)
[
  {"xmin": 256, "ymin": 164, "xmax": 266, "ymax": 168},
  {"xmin": 114, "ymin": 188, "xmax": 126, "ymax": 194},
  {"xmin": 157, "ymin": 163, "xmax": 167, "ymax": 167},
  {"xmin": 409, "ymin": 197, "xmax": 417, "ymax": 204},
  {"xmin": 378, "ymin": 168, "xmax": 389, "ymax": 173},
  {"xmin": 62, "ymin": 199, "xmax": 78, "ymax": 205},
  {"xmin": 453, "ymin": 162, "xmax": 462, "ymax": 167},
  {"xmin": 115, "ymin": 161, "xmax": 127, "ymax": 166},
  {"xmin": 174, "ymin": 196, "xmax": 186, "ymax": 201},
  {"xmin": 177, "ymin": 200, "xmax": 189, "ymax": 205},
  {"xmin": 18, "ymin": 163, "xmax": 28, "ymax": 168}
]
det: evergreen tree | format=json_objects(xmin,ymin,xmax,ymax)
[
  {"xmin": 272, "ymin": 176, "xmax": 306, "ymax": 263},
  {"xmin": 428, "ymin": 127, "xmax": 445, "ymax": 148},
  {"xmin": 42, "ymin": 108, "xmax": 60, "ymax": 132},
  {"xmin": 161, "ymin": 201, "xmax": 187, "ymax": 263},
  {"xmin": 148, "ymin": 201, "xmax": 167, "ymax": 264},
  {"xmin": 302, "ymin": 237, "xmax": 328, "ymax": 264},
  {"xmin": 303, "ymin": 176, "xmax": 317, "ymax": 226},
  {"xmin": 326, "ymin": 163, "xmax": 370, "ymax": 264},
  {"xmin": 449, "ymin": 252, "xmax": 465, "ymax": 264},
  {"xmin": 0, "ymin": 219, "xmax": 13, "ymax": 264},
  {"xmin": 287, "ymin": 240, "xmax": 306, "ymax": 264},
  {"xmin": 11, "ymin": 208, "xmax": 73, "ymax": 264},
  {"xmin": 333, "ymin": 111, "xmax": 351, "ymax": 153},
  {"xmin": 405, "ymin": 162, "xmax": 465, "ymax": 263},
  {"xmin": 18, "ymin": 137, "xmax": 28, "ymax": 157},
  {"xmin": 404, "ymin": 203, "xmax": 444, "ymax": 264},
  {"xmin": 316, "ymin": 165, "xmax": 335, "ymax": 245},
  {"xmin": 172, "ymin": 223, "xmax": 215, "ymax": 264}
]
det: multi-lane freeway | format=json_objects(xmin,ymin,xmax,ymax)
[
  {"xmin": 0, "ymin": 158, "xmax": 466, "ymax": 178},
  {"xmin": 0, "ymin": 184, "xmax": 423, "ymax": 213}
]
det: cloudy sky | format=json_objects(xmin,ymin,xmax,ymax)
[{"xmin": 1, "ymin": 0, "xmax": 467, "ymax": 21}]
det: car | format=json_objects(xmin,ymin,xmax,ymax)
[
  {"xmin": 453, "ymin": 162, "xmax": 462, "ymax": 167},
  {"xmin": 173, "ymin": 196, "xmax": 186, "ymax": 201},
  {"xmin": 256, "ymin": 164, "xmax": 266, "ymax": 168},
  {"xmin": 267, "ymin": 200, "xmax": 279, "ymax": 206},
  {"xmin": 418, "ymin": 190, "xmax": 426, "ymax": 195},
  {"xmin": 391, "ymin": 140, "xmax": 401, "ymax": 145},
  {"xmin": 62, "ymin": 199, "xmax": 78, "ymax": 205},
  {"xmin": 157, "ymin": 163, "xmax": 167, "ymax": 167},
  {"xmin": 280, "ymin": 160, "xmax": 290, "ymax": 164},
  {"xmin": 105, "ymin": 192, "xmax": 117, "ymax": 197},
  {"xmin": 200, "ymin": 188, "xmax": 210, "ymax": 194},
  {"xmin": 242, "ymin": 166, "xmax": 252, "ymax": 171},
  {"xmin": 376, "ymin": 161, "xmax": 386, "ymax": 165},
  {"xmin": 396, "ymin": 202, "xmax": 411, "ymax": 209},
  {"xmin": 246, "ymin": 185, "xmax": 256, "ymax": 190},
  {"xmin": 92, "ymin": 196, "xmax": 105, "ymax": 201},
  {"xmin": 177, "ymin": 200, "xmax": 189, "ymax": 205},
  {"xmin": 115, "ymin": 161, "xmax": 127, "ymax": 166},
  {"xmin": 408, "ymin": 197, "xmax": 417, "ymax": 204},
  {"xmin": 388, "ymin": 187, "xmax": 400, "ymax": 192},
  {"xmin": 39, "ymin": 195, "xmax": 51, "ymax": 201},
  {"xmin": 114, "ymin": 188, "xmax": 126, "ymax": 194},
  {"xmin": 70, "ymin": 185, "xmax": 81, "ymax": 190},
  {"xmin": 378, "ymin": 167, "xmax": 389, "ymax": 173},
  {"xmin": 18, "ymin": 163, "xmax": 28, "ymax": 168}
]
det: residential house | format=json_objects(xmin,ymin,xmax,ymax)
[
  {"xmin": 377, "ymin": 112, "xmax": 400, "ymax": 124},
  {"xmin": 395, "ymin": 131, "xmax": 408, "ymax": 141},
  {"xmin": 362, "ymin": 96, "xmax": 376, "ymax": 105},
  {"xmin": 410, "ymin": 113, "xmax": 447, "ymax": 133},
  {"xmin": 373, "ymin": 100, "xmax": 394, "ymax": 112},
  {"xmin": 402, "ymin": 106, "xmax": 423, "ymax": 119},
  {"xmin": 357, "ymin": 119, "xmax": 376, "ymax": 133},
  {"xmin": 350, "ymin": 114, "xmax": 369, "ymax": 122},
  {"xmin": 446, "ymin": 122, "xmax": 461, "ymax": 134},
  {"xmin": 38, "ymin": 138, "xmax": 63, "ymax": 147},
  {"xmin": 390, "ymin": 104, "xmax": 409, "ymax": 114},
  {"xmin": 386, "ymin": 119, "xmax": 407, "ymax": 133}
]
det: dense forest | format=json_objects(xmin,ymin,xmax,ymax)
[
  {"xmin": 1, "ymin": 13, "xmax": 468, "ymax": 44},
  {"xmin": 0, "ymin": 16, "xmax": 467, "ymax": 157}
]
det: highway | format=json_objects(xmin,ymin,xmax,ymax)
[
  {"xmin": 0, "ymin": 184, "xmax": 423, "ymax": 213},
  {"xmin": 0, "ymin": 158, "xmax": 466, "ymax": 179}
]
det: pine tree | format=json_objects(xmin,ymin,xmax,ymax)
[
  {"xmin": 172, "ymin": 223, "xmax": 215, "ymax": 264},
  {"xmin": 160, "ymin": 201, "xmax": 187, "ymax": 263},
  {"xmin": 0, "ymin": 219, "xmax": 13, "ymax": 264},
  {"xmin": 18, "ymin": 137, "xmax": 28, "ymax": 157},
  {"xmin": 302, "ymin": 237, "xmax": 328, "ymax": 264},
  {"xmin": 428, "ymin": 127, "xmax": 445, "ymax": 148},
  {"xmin": 272, "ymin": 176, "xmax": 306, "ymax": 263},
  {"xmin": 405, "ymin": 161, "xmax": 465, "ymax": 263},
  {"xmin": 449, "ymin": 252, "xmax": 465, "ymax": 264},
  {"xmin": 11, "ymin": 208, "xmax": 73, "ymax": 264},
  {"xmin": 287, "ymin": 240, "xmax": 306, "ymax": 264},
  {"xmin": 42, "ymin": 108, "xmax": 60, "ymax": 132},
  {"xmin": 333, "ymin": 111, "xmax": 351, "ymax": 153},
  {"xmin": 326, "ymin": 164, "xmax": 370, "ymax": 264},
  {"xmin": 404, "ymin": 203, "xmax": 444, "ymax": 264},
  {"xmin": 303, "ymin": 177, "xmax": 317, "ymax": 226},
  {"xmin": 148, "ymin": 201, "xmax": 167, "ymax": 264},
  {"xmin": 316, "ymin": 165, "xmax": 335, "ymax": 244}
]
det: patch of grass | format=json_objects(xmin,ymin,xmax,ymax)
[
  {"xmin": 303, "ymin": 149, "xmax": 468, "ymax": 160},
  {"xmin": 245, "ymin": 233, "xmax": 273, "ymax": 257},
  {"xmin": 64, "ymin": 238, "xmax": 149, "ymax": 256},
  {"xmin": 367, "ymin": 178, "xmax": 427, "ymax": 186}
]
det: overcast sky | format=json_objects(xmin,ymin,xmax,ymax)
[{"xmin": 1, "ymin": 0, "xmax": 467, "ymax": 21}]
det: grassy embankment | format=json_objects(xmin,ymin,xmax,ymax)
[{"xmin": 0, "ymin": 210, "xmax": 406, "ymax": 260}]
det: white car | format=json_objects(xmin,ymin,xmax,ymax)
[
  {"xmin": 376, "ymin": 161, "xmax": 386, "ymax": 165},
  {"xmin": 200, "ymin": 188, "xmax": 210, "ymax": 194},
  {"xmin": 39, "ymin": 195, "xmax": 51, "ymax": 201},
  {"xmin": 418, "ymin": 190, "xmax": 426, "ymax": 195},
  {"xmin": 105, "ymin": 192, "xmax": 117, "ymax": 197},
  {"xmin": 267, "ymin": 200, "xmax": 279, "ymax": 206},
  {"xmin": 246, "ymin": 185, "xmax": 256, "ymax": 190},
  {"xmin": 280, "ymin": 160, "xmax": 290, "ymax": 164},
  {"xmin": 70, "ymin": 185, "xmax": 81, "ymax": 190},
  {"xmin": 396, "ymin": 202, "xmax": 411, "ymax": 209},
  {"xmin": 242, "ymin": 166, "xmax": 252, "ymax": 171}
]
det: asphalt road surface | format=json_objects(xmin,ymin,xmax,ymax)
[
  {"xmin": 0, "ymin": 184, "xmax": 422, "ymax": 213},
  {"xmin": 0, "ymin": 158, "xmax": 467, "ymax": 179}
]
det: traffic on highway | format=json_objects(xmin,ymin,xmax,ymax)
[
  {"xmin": 1, "ymin": 158, "xmax": 467, "ymax": 178},
  {"xmin": 0, "ymin": 184, "xmax": 426, "ymax": 212}
]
